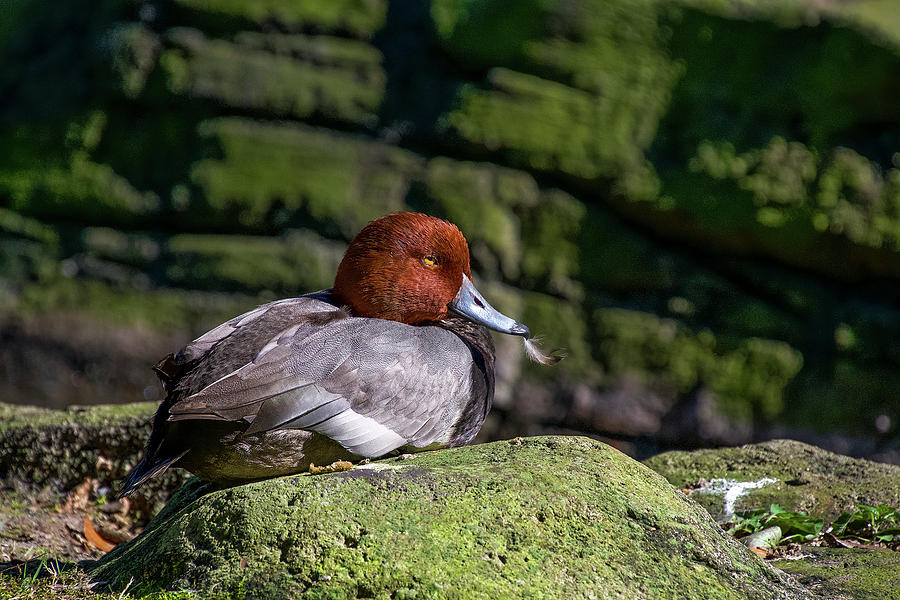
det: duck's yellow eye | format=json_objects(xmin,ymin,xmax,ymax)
[{"xmin": 422, "ymin": 255, "xmax": 438, "ymax": 267}]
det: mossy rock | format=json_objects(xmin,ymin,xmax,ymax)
[
  {"xmin": 773, "ymin": 547, "xmax": 900, "ymax": 600},
  {"xmin": 433, "ymin": 0, "xmax": 900, "ymax": 282},
  {"xmin": 161, "ymin": 28, "xmax": 384, "ymax": 126},
  {"xmin": 90, "ymin": 436, "xmax": 810, "ymax": 599},
  {"xmin": 190, "ymin": 117, "xmax": 419, "ymax": 236},
  {"xmin": 0, "ymin": 401, "xmax": 186, "ymax": 502},
  {"xmin": 164, "ymin": 229, "xmax": 345, "ymax": 294},
  {"xmin": 170, "ymin": 0, "xmax": 387, "ymax": 39},
  {"xmin": 590, "ymin": 307, "xmax": 803, "ymax": 425},
  {"xmin": 12, "ymin": 277, "xmax": 256, "ymax": 335},
  {"xmin": 645, "ymin": 439, "xmax": 900, "ymax": 520}
]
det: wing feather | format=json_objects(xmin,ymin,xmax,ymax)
[
  {"xmin": 166, "ymin": 317, "xmax": 474, "ymax": 457},
  {"xmin": 281, "ymin": 397, "xmax": 351, "ymax": 429}
]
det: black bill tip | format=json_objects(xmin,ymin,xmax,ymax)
[{"xmin": 510, "ymin": 322, "xmax": 531, "ymax": 339}]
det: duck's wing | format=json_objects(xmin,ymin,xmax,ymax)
[{"xmin": 166, "ymin": 318, "xmax": 479, "ymax": 457}]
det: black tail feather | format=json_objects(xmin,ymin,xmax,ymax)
[{"xmin": 117, "ymin": 451, "xmax": 187, "ymax": 498}]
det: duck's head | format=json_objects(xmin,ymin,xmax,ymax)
[{"xmin": 333, "ymin": 212, "xmax": 530, "ymax": 337}]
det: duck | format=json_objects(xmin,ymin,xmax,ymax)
[{"xmin": 119, "ymin": 212, "xmax": 558, "ymax": 496}]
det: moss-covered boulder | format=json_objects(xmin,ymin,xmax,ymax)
[
  {"xmin": 90, "ymin": 436, "xmax": 810, "ymax": 599},
  {"xmin": 645, "ymin": 439, "xmax": 900, "ymax": 520}
]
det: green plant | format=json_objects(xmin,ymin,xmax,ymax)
[
  {"xmin": 831, "ymin": 504, "xmax": 900, "ymax": 544},
  {"xmin": 727, "ymin": 504, "xmax": 824, "ymax": 544},
  {"xmin": 726, "ymin": 503, "xmax": 900, "ymax": 548}
]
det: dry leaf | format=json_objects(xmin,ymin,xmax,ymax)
[{"xmin": 83, "ymin": 514, "xmax": 116, "ymax": 552}]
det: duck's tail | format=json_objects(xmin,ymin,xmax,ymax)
[{"xmin": 117, "ymin": 450, "xmax": 187, "ymax": 498}]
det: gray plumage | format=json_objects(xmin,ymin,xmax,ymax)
[{"xmin": 119, "ymin": 290, "xmax": 494, "ymax": 495}]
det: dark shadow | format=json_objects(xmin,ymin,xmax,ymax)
[{"xmin": 372, "ymin": 2, "xmax": 466, "ymax": 148}]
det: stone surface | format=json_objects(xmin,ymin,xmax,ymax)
[
  {"xmin": 644, "ymin": 439, "xmax": 900, "ymax": 520},
  {"xmin": 90, "ymin": 436, "xmax": 810, "ymax": 599}
]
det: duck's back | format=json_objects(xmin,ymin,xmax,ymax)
[{"xmin": 157, "ymin": 294, "xmax": 346, "ymax": 400}]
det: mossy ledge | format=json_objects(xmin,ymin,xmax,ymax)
[
  {"xmin": 645, "ymin": 439, "xmax": 900, "ymax": 520},
  {"xmin": 89, "ymin": 436, "xmax": 809, "ymax": 599},
  {"xmin": 0, "ymin": 401, "xmax": 186, "ymax": 505},
  {"xmin": 0, "ymin": 401, "xmax": 155, "ymax": 489}
]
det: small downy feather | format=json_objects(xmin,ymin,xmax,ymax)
[{"xmin": 522, "ymin": 337, "xmax": 564, "ymax": 366}]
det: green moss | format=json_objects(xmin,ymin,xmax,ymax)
[
  {"xmin": 709, "ymin": 338, "xmax": 803, "ymax": 421},
  {"xmin": 0, "ymin": 208, "xmax": 59, "ymax": 246},
  {"xmin": 774, "ymin": 547, "xmax": 900, "ymax": 600},
  {"xmin": 677, "ymin": 138, "xmax": 900, "ymax": 255},
  {"xmin": 102, "ymin": 23, "xmax": 161, "ymax": 98},
  {"xmin": 233, "ymin": 31, "xmax": 383, "ymax": 69},
  {"xmin": 0, "ymin": 115, "xmax": 162, "ymax": 228},
  {"xmin": 0, "ymin": 400, "xmax": 154, "ymax": 431},
  {"xmin": 0, "ymin": 401, "xmax": 187, "ymax": 545},
  {"xmin": 594, "ymin": 308, "xmax": 714, "ymax": 393},
  {"xmin": 431, "ymin": 0, "xmax": 550, "ymax": 65},
  {"xmin": 191, "ymin": 118, "xmax": 419, "ymax": 236},
  {"xmin": 82, "ymin": 227, "xmax": 161, "ymax": 267},
  {"xmin": 165, "ymin": 230, "xmax": 344, "ymax": 293},
  {"xmin": 645, "ymin": 439, "xmax": 900, "ymax": 520},
  {"xmin": 0, "ymin": 562, "xmax": 207, "ymax": 600},
  {"xmin": 521, "ymin": 291, "xmax": 596, "ymax": 379},
  {"xmin": 641, "ymin": 6, "xmax": 900, "ymax": 279},
  {"xmin": 0, "ymin": 401, "xmax": 157, "ymax": 488},
  {"xmin": 592, "ymin": 309, "xmax": 802, "ymax": 423},
  {"xmin": 170, "ymin": 0, "xmax": 387, "ymax": 39},
  {"xmin": 833, "ymin": 0, "xmax": 900, "ymax": 49},
  {"xmin": 90, "ymin": 437, "xmax": 809, "ymax": 599},
  {"xmin": 519, "ymin": 189, "xmax": 584, "ymax": 297},
  {"xmin": 160, "ymin": 30, "xmax": 384, "ymax": 126},
  {"xmin": 3, "ymin": 152, "xmax": 160, "ymax": 226},
  {"xmin": 423, "ymin": 157, "xmax": 526, "ymax": 278},
  {"xmin": 0, "ymin": 237, "xmax": 59, "ymax": 284},
  {"xmin": 444, "ymin": 68, "xmax": 652, "ymax": 180},
  {"xmin": 14, "ymin": 277, "xmax": 255, "ymax": 335},
  {"xmin": 435, "ymin": 0, "xmax": 680, "ymax": 191}
]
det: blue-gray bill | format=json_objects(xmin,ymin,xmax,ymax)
[
  {"xmin": 449, "ymin": 274, "xmax": 530, "ymax": 337},
  {"xmin": 449, "ymin": 275, "xmax": 563, "ymax": 365}
]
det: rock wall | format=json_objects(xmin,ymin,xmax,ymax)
[{"xmin": 1, "ymin": 0, "xmax": 899, "ymax": 459}]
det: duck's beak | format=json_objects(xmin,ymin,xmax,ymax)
[{"xmin": 449, "ymin": 274, "xmax": 531, "ymax": 338}]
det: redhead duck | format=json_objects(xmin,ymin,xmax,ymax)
[{"xmin": 119, "ymin": 212, "xmax": 558, "ymax": 496}]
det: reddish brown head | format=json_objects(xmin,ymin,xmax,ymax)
[{"xmin": 333, "ymin": 212, "xmax": 472, "ymax": 325}]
